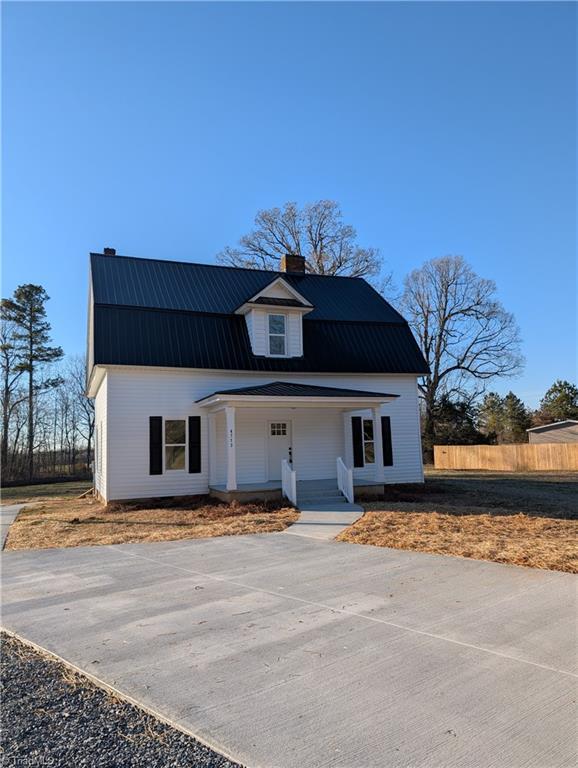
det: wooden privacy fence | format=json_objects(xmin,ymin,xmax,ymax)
[{"xmin": 434, "ymin": 443, "xmax": 578, "ymax": 472}]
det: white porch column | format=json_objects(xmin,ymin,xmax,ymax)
[
  {"xmin": 208, "ymin": 412, "xmax": 217, "ymax": 486},
  {"xmin": 342, "ymin": 411, "xmax": 354, "ymax": 467},
  {"xmin": 225, "ymin": 406, "xmax": 237, "ymax": 491},
  {"xmin": 372, "ymin": 406, "xmax": 384, "ymax": 482}
]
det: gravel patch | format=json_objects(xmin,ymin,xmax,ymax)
[{"xmin": 0, "ymin": 633, "xmax": 242, "ymax": 768}]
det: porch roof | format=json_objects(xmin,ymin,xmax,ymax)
[{"xmin": 196, "ymin": 380, "xmax": 399, "ymax": 408}]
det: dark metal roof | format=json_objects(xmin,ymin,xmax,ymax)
[
  {"xmin": 526, "ymin": 420, "xmax": 578, "ymax": 432},
  {"xmin": 197, "ymin": 381, "xmax": 399, "ymax": 402},
  {"xmin": 93, "ymin": 306, "xmax": 429, "ymax": 374},
  {"xmin": 90, "ymin": 252, "xmax": 405, "ymax": 322},
  {"xmin": 251, "ymin": 297, "xmax": 308, "ymax": 308},
  {"xmin": 89, "ymin": 252, "xmax": 429, "ymax": 375}
]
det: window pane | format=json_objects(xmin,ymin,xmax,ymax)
[
  {"xmin": 269, "ymin": 335, "xmax": 286, "ymax": 355},
  {"xmin": 363, "ymin": 419, "xmax": 374, "ymax": 440},
  {"xmin": 269, "ymin": 314, "xmax": 285, "ymax": 334},
  {"xmin": 166, "ymin": 445, "xmax": 185, "ymax": 470},
  {"xmin": 364, "ymin": 441, "xmax": 375, "ymax": 464},
  {"xmin": 165, "ymin": 419, "xmax": 185, "ymax": 444}
]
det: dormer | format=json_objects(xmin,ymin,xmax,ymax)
[{"xmin": 235, "ymin": 277, "xmax": 313, "ymax": 358}]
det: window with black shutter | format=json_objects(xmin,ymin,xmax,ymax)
[
  {"xmin": 149, "ymin": 417, "xmax": 163, "ymax": 475},
  {"xmin": 188, "ymin": 416, "xmax": 201, "ymax": 473},
  {"xmin": 381, "ymin": 416, "xmax": 393, "ymax": 466}
]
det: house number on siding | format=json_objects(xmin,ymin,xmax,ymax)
[{"xmin": 229, "ymin": 429, "xmax": 234, "ymax": 447}]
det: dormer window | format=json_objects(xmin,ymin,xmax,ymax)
[
  {"xmin": 268, "ymin": 314, "xmax": 286, "ymax": 356},
  {"xmin": 234, "ymin": 277, "xmax": 313, "ymax": 358}
]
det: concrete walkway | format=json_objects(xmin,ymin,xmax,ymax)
[
  {"xmin": 286, "ymin": 479, "xmax": 365, "ymax": 539},
  {"xmin": 2, "ymin": 534, "xmax": 575, "ymax": 768},
  {"xmin": 0, "ymin": 504, "xmax": 23, "ymax": 550},
  {"xmin": 285, "ymin": 504, "xmax": 364, "ymax": 539}
]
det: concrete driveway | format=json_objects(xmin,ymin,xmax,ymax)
[
  {"xmin": 2, "ymin": 533, "xmax": 576, "ymax": 768},
  {"xmin": 0, "ymin": 504, "xmax": 23, "ymax": 549}
]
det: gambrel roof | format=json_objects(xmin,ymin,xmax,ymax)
[{"xmin": 89, "ymin": 252, "xmax": 429, "ymax": 375}]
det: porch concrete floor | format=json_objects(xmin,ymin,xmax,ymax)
[
  {"xmin": 2, "ymin": 534, "xmax": 575, "ymax": 768},
  {"xmin": 209, "ymin": 480, "xmax": 284, "ymax": 493},
  {"xmin": 208, "ymin": 478, "xmax": 381, "ymax": 492}
]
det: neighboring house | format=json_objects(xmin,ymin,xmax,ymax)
[
  {"xmin": 526, "ymin": 420, "xmax": 578, "ymax": 444},
  {"xmin": 87, "ymin": 249, "xmax": 429, "ymax": 503}
]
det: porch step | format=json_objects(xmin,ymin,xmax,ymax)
[
  {"xmin": 296, "ymin": 479, "xmax": 338, "ymax": 490},
  {"xmin": 297, "ymin": 493, "xmax": 346, "ymax": 505},
  {"xmin": 297, "ymin": 503, "xmax": 363, "ymax": 514},
  {"xmin": 296, "ymin": 479, "xmax": 351, "ymax": 506}
]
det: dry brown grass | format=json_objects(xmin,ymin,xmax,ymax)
[
  {"xmin": 338, "ymin": 508, "xmax": 578, "ymax": 573},
  {"xmin": 1, "ymin": 480, "xmax": 93, "ymax": 505},
  {"xmin": 5, "ymin": 495, "xmax": 298, "ymax": 551}
]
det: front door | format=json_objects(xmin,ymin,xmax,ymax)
[{"xmin": 267, "ymin": 421, "xmax": 292, "ymax": 481}]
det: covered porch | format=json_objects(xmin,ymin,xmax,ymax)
[{"xmin": 197, "ymin": 381, "xmax": 398, "ymax": 504}]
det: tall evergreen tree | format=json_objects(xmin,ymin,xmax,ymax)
[
  {"xmin": 538, "ymin": 380, "xmax": 578, "ymax": 423},
  {"xmin": 1, "ymin": 285, "xmax": 63, "ymax": 479},
  {"xmin": 0, "ymin": 317, "xmax": 26, "ymax": 473},
  {"xmin": 477, "ymin": 392, "xmax": 504, "ymax": 442},
  {"xmin": 501, "ymin": 392, "xmax": 531, "ymax": 443},
  {"xmin": 432, "ymin": 395, "xmax": 488, "ymax": 445}
]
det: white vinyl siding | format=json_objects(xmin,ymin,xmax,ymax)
[
  {"xmin": 263, "ymin": 281, "xmax": 297, "ymax": 299},
  {"xmin": 343, "ymin": 379, "xmax": 424, "ymax": 484},
  {"xmin": 100, "ymin": 367, "xmax": 423, "ymax": 500},
  {"xmin": 93, "ymin": 373, "xmax": 108, "ymax": 500}
]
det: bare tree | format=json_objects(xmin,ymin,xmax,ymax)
[
  {"xmin": 218, "ymin": 200, "xmax": 383, "ymax": 279},
  {"xmin": 401, "ymin": 255, "xmax": 523, "ymax": 460},
  {"xmin": 67, "ymin": 355, "xmax": 94, "ymax": 469}
]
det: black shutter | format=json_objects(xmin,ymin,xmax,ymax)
[
  {"xmin": 381, "ymin": 416, "xmax": 393, "ymax": 466},
  {"xmin": 188, "ymin": 416, "xmax": 201, "ymax": 473},
  {"xmin": 352, "ymin": 416, "xmax": 364, "ymax": 468},
  {"xmin": 149, "ymin": 417, "xmax": 163, "ymax": 475}
]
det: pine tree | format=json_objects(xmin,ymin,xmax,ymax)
[
  {"xmin": 477, "ymin": 392, "xmax": 504, "ymax": 442},
  {"xmin": 538, "ymin": 380, "xmax": 578, "ymax": 423},
  {"xmin": 501, "ymin": 392, "xmax": 531, "ymax": 443},
  {"xmin": 1, "ymin": 285, "xmax": 63, "ymax": 479},
  {"xmin": 0, "ymin": 317, "xmax": 25, "ymax": 473}
]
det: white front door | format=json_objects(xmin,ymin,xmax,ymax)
[{"xmin": 267, "ymin": 421, "xmax": 292, "ymax": 481}]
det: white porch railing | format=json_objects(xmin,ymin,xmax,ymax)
[
  {"xmin": 282, "ymin": 459, "xmax": 297, "ymax": 506},
  {"xmin": 336, "ymin": 456, "xmax": 354, "ymax": 503}
]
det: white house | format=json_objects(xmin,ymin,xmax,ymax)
[{"xmin": 87, "ymin": 250, "xmax": 429, "ymax": 504}]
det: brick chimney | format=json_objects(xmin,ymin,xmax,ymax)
[
  {"xmin": 103, "ymin": 247, "xmax": 116, "ymax": 256},
  {"xmin": 280, "ymin": 253, "xmax": 305, "ymax": 273}
]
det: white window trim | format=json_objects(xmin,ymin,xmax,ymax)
[
  {"xmin": 362, "ymin": 417, "xmax": 376, "ymax": 466},
  {"xmin": 163, "ymin": 417, "xmax": 187, "ymax": 472},
  {"xmin": 268, "ymin": 313, "xmax": 288, "ymax": 357}
]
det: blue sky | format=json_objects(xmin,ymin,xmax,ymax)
[{"xmin": 2, "ymin": 1, "xmax": 576, "ymax": 407}]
